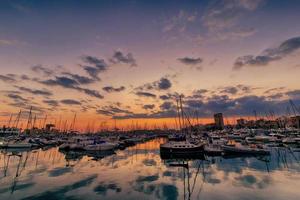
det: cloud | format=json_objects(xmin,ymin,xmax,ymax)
[
  {"xmin": 7, "ymin": 93, "xmax": 28, "ymax": 102},
  {"xmin": 234, "ymin": 36, "xmax": 300, "ymax": 70},
  {"xmin": 110, "ymin": 50, "xmax": 137, "ymax": 67},
  {"xmin": 103, "ymin": 86, "xmax": 126, "ymax": 93},
  {"xmin": 15, "ymin": 86, "xmax": 53, "ymax": 96},
  {"xmin": 159, "ymin": 95, "xmax": 171, "ymax": 100},
  {"xmin": 63, "ymin": 73, "xmax": 95, "ymax": 84},
  {"xmin": 200, "ymin": 0, "xmax": 263, "ymax": 42},
  {"xmin": 31, "ymin": 65, "xmax": 55, "ymax": 76},
  {"xmin": 202, "ymin": 0, "xmax": 264, "ymax": 32},
  {"xmin": 5, "ymin": 92, "xmax": 45, "ymax": 112},
  {"xmin": 43, "ymin": 100, "xmax": 59, "ymax": 107},
  {"xmin": 0, "ymin": 74, "xmax": 17, "ymax": 83},
  {"xmin": 136, "ymin": 77, "xmax": 172, "ymax": 92},
  {"xmin": 286, "ymin": 90, "xmax": 300, "ymax": 99},
  {"xmin": 96, "ymin": 105, "xmax": 133, "ymax": 116},
  {"xmin": 113, "ymin": 109, "xmax": 178, "ymax": 119},
  {"xmin": 162, "ymin": 10, "xmax": 197, "ymax": 33},
  {"xmin": 82, "ymin": 88, "xmax": 104, "ymax": 99},
  {"xmin": 178, "ymin": 57, "xmax": 203, "ymax": 65},
  {"xmin": 20, "ymin": 75, "xmax": 30, "ymax": 80},
  {"xmin": 136, "ymin": 92, "xmax": 157, "ymax": 98},
  {"xmin": 142, "ymin": 104, "xmax": 155, "ymax": 110},
  {"xmin": 41, "ymin": 76, "xmax": 78, "ymax": 88},
  {"xmin": 113, "ymin": 91, "xmax": 300, "ymax": 120},
  {"xmin": 159, "ymin": 93, "xmax": 179, "ymax": 100},
  {"xmin": 81, "ymin": 55, "xmax": 108, "ymax": 80},
  {"xmin": 157, "ymin": 78, "xmax": 172, "ymax": 90},
  {"xmin": 39, "ymin": 76, "xmax": 103, "ymax": 99},
  {"xmin": 0, "ymin": 39, "xmax": 24, "ymax": 46},
  {"xmin": 159, "ymin": 102, "xmax": 174, "ymax": 110},
  {"xmin": 60, "ymin": 99, "xmax": 81, "ymax": 105}
]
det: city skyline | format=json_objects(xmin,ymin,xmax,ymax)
[{"xmin": 1, "ymin": 0, "xmax": 300, "ymax": 130}]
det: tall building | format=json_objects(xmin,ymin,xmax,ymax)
[{"xmin": 214, "ymin": 113, "xmax": 224, "ymax": 129}]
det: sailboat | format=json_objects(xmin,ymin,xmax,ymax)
[{"xmin": 160, "ymin": 96, "xmax": 205, "ymax": 156}]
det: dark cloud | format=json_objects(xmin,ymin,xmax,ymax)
[
  {"xmin": 0, "ymin": 74, "xmax": 17, "ymax": 83},
  {"xmin": 82, "ymin": 56, "xmax": 108, "ymax": 71},
  {"xmin": 189, "ymin": 89, "xmax": 208, "ymax": 99},
  {"xmin": 159, "ymin": 93, "xmax": 179, "ymax": 100},
  {"xmin": 185, "ymin": 99, "xmax": 204, "ymax": 108},
  {"xmin": 113, "ymin": 92, "xmax": 300, "ymax": 120},
  {"xmin": 81, "ymin": 55, "xmax": 108, "ymax": 80},
  {"xmin": 31, "ymin": 65, "xmax": 54, "ymax": 76},
  {"xmin": 286, "ymin": 90, "xmax": 300, "ymax": 99},
  {"xmin": 43, "ymin": 99, "xmax": 59, "ymax": 107},
  {"xmin": 219, "ymin": 85, "xmax": 256, "ymax": 95},
  {"xmin": 15, "ymin": 86, "xmax": 53, "ymax": 96},
  {"xmin": 63, "ymin": 72, "xmax": 95, "ymax": 84},
  {"xmin": 5, "ymin": 92, "xmax": 45, "ymax": 113},
  {"xmin": 136, "ymin": 77, "xmax": 172, "ymax": 92},
  {"xmin": 157, "ymin": 78, "xmax": 172, "ymax": 90},
  {"xmin": 110, "ymin": 50, "xmax": 137, "ymax": 67},
  {"xmin": 41, "ymin": 76, "xmax": 78, "ymax": 88},
  {"xmin": 7, "ymin": 93, "xmax": 28, "ymax": 102},
  {"xmin": 160, "ymin": 95, "xmax": 171, "ymax": 100},
  {"xmin": 20, "ymin": 75, "xmax": 30, "ymax": 80},
  {"xmin": 178, "ymin": 57, "xmax": 203, "ymax": 65},
  {"xmin": 113, "ymin": 109, "xmax": 177, "ymax": 119},
  {"xmin": 103, "ymin": 86, "xmax": 126, "ymax": 93},
  {"xmin": 96, "ymin": 105, "xmax": 133, "ymax": 116},
  {"xmin": 220, "ymin": 86, "xmax": 238, "ymax": 95},
  {"xmin": 60, "ymin": 99, "xmax": 81, "ymax": 105},
  {"xmin": 83, "ymin": 66, "xmax": 102, "ymax": 81},
  {"xmin": 136, "ymin": 92, "xmax": 157, "ymax": 98},
  {"xmin": 234, "ymin": 36, "xmax": 300, "ymax": 70},
  {"xmin": 142, "ymin": 104, "xmax": 155, "ymax": 110},
  {"xmin": 160, "ymin": 102, "xmax": 174, "ymax": 110},
  {"xmin": 39, "ymin": 76, "xmax": 103, "ymax": 99},
  {"xmin": 82, "ymin": 88, "xmax": 104, "ymax": 99}
]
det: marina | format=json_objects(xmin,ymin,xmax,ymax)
[
  {"xmin": 1, "ymin": 0, "xmax": 300, "ymax": 199},
  {"xmin": 0, "ymin": 137, "xmax": 299, "ymax": 200}
]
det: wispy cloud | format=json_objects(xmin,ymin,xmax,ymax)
[
  {"xmin": 234, "ymin": 36, "xmax": 300, "ymax": 70},
  {"xmin": 110, "ymin": 50, "xmax": 137, "ymax": 67},
  {"xmin": 103, "ymin": 86, "xmax": 126, "ymax": 93}
]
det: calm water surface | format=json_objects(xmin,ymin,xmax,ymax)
[{"xmin": 0, "ymin": 138, "xmax": 300, "ymax": 200}]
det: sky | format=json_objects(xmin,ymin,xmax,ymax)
[{"xmin": 0, "ymin": 0, "xmax": 300, "ymax": 130}]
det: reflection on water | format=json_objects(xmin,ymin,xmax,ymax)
[{"xmin": 0, "ymin": 138, "xmax": 300, "ymax": 200}]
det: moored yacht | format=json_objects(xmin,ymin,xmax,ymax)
[
  {"xmin": 160, "ymin": 140, "xmax": 205, "ymax": 154},
  {"xmin": 222, "ymin": 143, "xmax": 270, "ymax": 155},
  {"xmin": 160, "ymin": 96, "xmax": 205, "ymax": 156}
]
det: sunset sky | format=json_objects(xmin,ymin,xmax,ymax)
[{"xmin": 0, "ymin": 0, "xmax": 300, "ymax": 130}]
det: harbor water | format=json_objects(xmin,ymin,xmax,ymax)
[{"xmin": 0, "ymin": 138, "xmax": 300, "ymax": 200}]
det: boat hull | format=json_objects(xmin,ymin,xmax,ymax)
[
  {"xmin": 160, "ymin": 144, "xmax": 204, "ymax": 155},
  {"xmin": 222, "ymin": 145, "xmax": 270, "ymax": 155}
]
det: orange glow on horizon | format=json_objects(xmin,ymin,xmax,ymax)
[{"xmin": 0, "ymin": 114, "xmax": 259, "ymax": 132}]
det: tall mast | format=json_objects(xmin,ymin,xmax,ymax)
[
  {"xmin": 26, "ymin": 107, "xmax": 32, "ymax": 130},
  {"xmin": 43, "ymin": 115, "xmax": 47, "ymax": 129},
  {"xmin": 7, "ymin": 114, "xmax": 13, "ymax": 127},
  {"xmin": 179, "ymin": 95, "xmax": 185, "ymax": 130},
  {"xmin": 58, "ymin": 115, "xmax": 62, "ymax": 132},
  {"xmin": 14, "ymin": 110, "xmax": 21, "ymax": 128},
  {"xmin": 32, "ymin": 115, "xmax": 37, "ymax": 129},
  {"xmin": 176, "ymin": 99, "xmax": 182, "ymax": 130}
]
